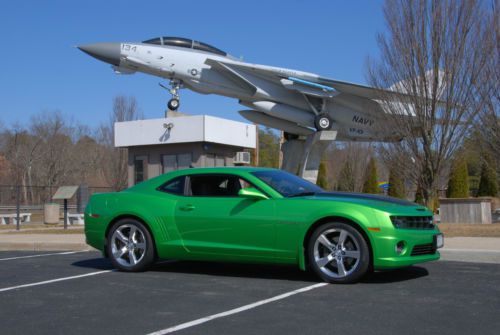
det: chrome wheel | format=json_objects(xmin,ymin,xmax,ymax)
[
  {"xmin": 168, "ymin": 98, "xmax": 180, "ymax": 110},
  {"xmin": 110, "ymin": 224, "xmax": 147, "ymax": 268},
  {"xmin": 314, "ymin": 113, "xmax": 332, "ymax": 131},
  {"xmin": 319, "ymin": 117, "xmax": 330, "ymax": 129},
  {"xmin": 313, "ymin": 228, "xmax": 361, "ymax": 279}
]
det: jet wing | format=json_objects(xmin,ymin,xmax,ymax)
[
  {"xmin": 205, "ymin": 59, "xmax": 257, "ymax": 95},
  {"xmin": 207, "ymin": 59, "xmax": 417, "ymax": 102},
  {"xmin": 317, "ymin": 77, "xmax": 420, "ymax": 102},
  {"xmin": 206, "ymin": 60, "xmax": 337, "ymax": 98}
]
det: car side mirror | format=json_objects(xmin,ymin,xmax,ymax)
[{"xmin": 238, "ymin": 187, "xmax": 268, "ymax": 200}]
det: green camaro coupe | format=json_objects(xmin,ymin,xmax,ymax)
[{"xmin": 85, "ymin": 167, "xmax": 443, "ymax": 283}]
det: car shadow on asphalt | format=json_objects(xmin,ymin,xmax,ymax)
[
  {"xmin": 72, "ymin": 257, "xmax": 429, "ymax": 284},
  {"xmin": 362, "ymin": 266, "xmax": 429, "ymax": 284},
  {"xmin": 72, "ymin": 257, "xmax": 113, "ymax": 270},
  {"xmin": 150, "ymin": 260, "xmax": 320, "ymax": 282}
]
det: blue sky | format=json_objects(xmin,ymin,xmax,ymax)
[{"xmin": 0, "ymin": 0, "xmax": 385, "ymax": 128}]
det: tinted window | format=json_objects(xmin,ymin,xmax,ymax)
[
  {"xmin": 189, "ymin": 175, "xmax": 244, "ymax": 197},
  {"xmin": 162, "ymin": 37, "xmax": 192, "ymax": 48},
  {"xmin": 193, "ymin": 41, "xmax": 226, "ymax": 56},
  {"xmin": 142, "ymin": 38, "xmax": 162, "ymax": 45},
  {"xmin": 251, "ymin": 170, "xmax": 323, "ymax": 197},
  {"xmin": 143, "ymin": 36, "xmax": 227, "ymax": 56},
  {"xmin": 134, "ymin": 156, "xmax": 147, "ymax": 184},
  {"xmin": 159, "ymin": 176, "xmax": 185, "ymax": 195}
]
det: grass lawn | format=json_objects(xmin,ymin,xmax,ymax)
[{"xmin": 438, "ymin": 223, "xmax": 500, "ymax": 237}]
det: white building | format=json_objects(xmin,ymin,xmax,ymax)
[{"xmin": 115, "ymin": 114, "xmax": 257, "ymax": 187}]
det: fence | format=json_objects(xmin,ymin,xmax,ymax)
[{"xmin": 0, "ymin": 185, "xmax": 114, "ymax": 229}]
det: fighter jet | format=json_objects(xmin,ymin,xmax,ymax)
[{"xmin": 78, "ymin": 37, "xmax": 409, "ymax": 141}]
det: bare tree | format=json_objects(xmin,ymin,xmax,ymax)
[
  {"xmin": 476, "ymin": 1, "xmax": 500, "ymax": 173},
  {"xmin": 3, "ymin": 125, "xmax": 44, "ymax": 203},
  {"xmin": 368, "ymin": 0, "xmax": 494, "ymax": 207},
  {"xmin": 30, "ymin": 111, "xmax": 74, "ymax": 189},
  {"xmin": 99, "ymin": 96, "xmax": 143, "ymax": 191},
  {"xmin": 324, "ymin": 142, "xmax": 375, "ymax": 192}
]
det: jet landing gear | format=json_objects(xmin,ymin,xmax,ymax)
[
  {"xmin": 314, "ymin": 113, "xmax": 333, "ymax": 131},
  {"xmin": 160, "ymin": 80, "xmax": 182, "ymax": 111},
  {"xmin": 302, "ymin": 95, "xmax": 333, "ymax": 131},
  {"xmin": 168, "ymin": 98, "xmax": 180, "ymax": 111}
]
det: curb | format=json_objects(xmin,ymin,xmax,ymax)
[{"xmin": 439, "ymin": 249, "xmax": 500, "ymax": 264}]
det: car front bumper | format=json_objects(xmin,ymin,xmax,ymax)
[{"xmin": 371, "ymin": 228, "xmax": 442, "ymax": 269}]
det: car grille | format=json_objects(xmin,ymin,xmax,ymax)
[
  {"xmin": 390, "ymin": 216, "xmax": 434, "ymax": 229},
  {"xmin": 411, "ymin": 243, "xmax": 436, "ymax": 256}
]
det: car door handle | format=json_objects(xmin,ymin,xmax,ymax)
[{"xmin": 179, "ymin": 204, "xmax": 195, "ymax": 211}]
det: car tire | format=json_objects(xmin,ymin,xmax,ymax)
[
  {"xmin": 168, "ymin": 98, "xmax": 180, "ymax": 111},
  {"xmin": 107, "ymin": 219, "xmax": 155, "ymax": 272},
  {"xmin": 314, "ymin": 113, "xmax": 332, "ymax": 131},
  {"xmin": 307, "ymin": 222, "xmax": 370, "ymax": 283}
]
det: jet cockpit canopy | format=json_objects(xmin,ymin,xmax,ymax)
[{"xmin": 142, "ymin": 37, "xmax": 227, "ymax": 56}]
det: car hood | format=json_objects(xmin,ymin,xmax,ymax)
[{"xmin": 305, "ymin": 192, "xmax": 428, "ymax": 212}]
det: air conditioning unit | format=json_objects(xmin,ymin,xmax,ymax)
[{"xmin": 234, "ymin": 151, "xmax": 251, "ymax": 165}]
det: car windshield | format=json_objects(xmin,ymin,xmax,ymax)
[{"xmin": 251, "ymin": 170, "xmax": 323, "ymax": 197}]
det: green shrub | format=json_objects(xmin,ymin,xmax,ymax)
[
  {"xmin": 316, "ymin": 161, "xmax": 329, "ymax": 190},
  {"xmin": 362, "ymin": 157, "xmax": 379, "ymax": 194},
  {"xmin": 388, "ymin": 169, "xmax": 405, "ymax": 198},
  {"xmin": 446, "ymin": 158, "xmax": 469, "ymax": 198},
  {"xmin": 477, "ymin": 159, "xmax": 499, "ymax": 197}
]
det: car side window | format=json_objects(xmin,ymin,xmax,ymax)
[
  {"xmin": 189, "ymin": 175, "xmax": 247, "ymax": 197},
  {"xmin": 158, "ymin": 176, "xmax": 185, "ymax": 195}
]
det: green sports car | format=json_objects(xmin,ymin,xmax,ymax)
[{"xmin": 84, "ymin": 167, "xmax": 443, "ymax": 283}]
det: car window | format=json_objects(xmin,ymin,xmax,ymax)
[
  {"xmin": 251, "ymin": 170, "xmax": 323, "ymax": 197},
  {"xmin": 158, "ymin": 176, "xmax": 185, "ymax": 195},
  {"xmin": 189, "ymin": 175, "xmax": 248, "ymax": 197}
]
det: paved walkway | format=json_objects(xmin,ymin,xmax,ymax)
[
  {"xmin": 439, "ymin": 237, "xmax": 500, "ymax": 264},
  {"xmin": 0, "ymin": 233, "xmax": 89, "ymax": 251}
]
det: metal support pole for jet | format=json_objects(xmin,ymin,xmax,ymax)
[{"xmin": 281, "ymin": 131, "xmax": 337, "ymax": 184}]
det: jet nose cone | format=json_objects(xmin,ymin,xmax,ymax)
[{"xmin": 78, "ymin": 43, "xmax": 121, "ymax": 66}]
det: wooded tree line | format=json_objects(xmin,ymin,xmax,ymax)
[{"xmin": 0, "ymin": 96, "xmax": 142, "ymax": 204}]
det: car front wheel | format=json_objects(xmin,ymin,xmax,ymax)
[
  {"xmin": 107, "ymin": 219, "xmax": 155, "ymax": 272},
  {"xmin": 307, "ymin": 222, "xmax": 370, "ymax": 283}
]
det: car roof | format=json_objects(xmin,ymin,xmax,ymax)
[{"xmin": 172, "ymin": 166, "xmax": 277, "ymax": 175}]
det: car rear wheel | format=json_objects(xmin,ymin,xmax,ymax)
[
  {"xmin": 107, "ymin": 219, "xmax": 155, "ymax": 272},
  {"xmin": 307, "ymin": 222, "xmax": 370, "ymax": 283}
]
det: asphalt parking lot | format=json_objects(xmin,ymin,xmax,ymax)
[{"xmin": 0, "ymin": 251, "xmax": 499, "ymax": 335}]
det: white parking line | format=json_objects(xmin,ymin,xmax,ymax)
[
  {"xmin": 0, "ymin": 250, "xmax": 90, "ymax": 261},
  {"xmin": 146, "ymin": 282, "xmax": 328, "ymax": 335},
  {"xmin": 0, "ymin": 270, "xmax": 113, "ymax": 293}
]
